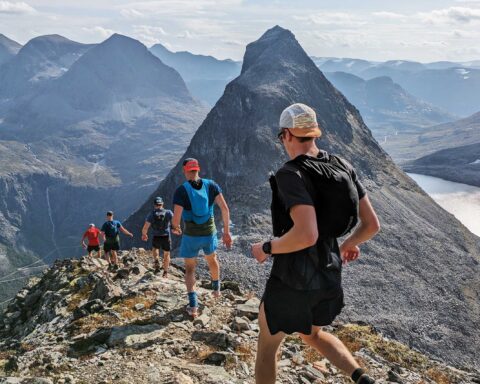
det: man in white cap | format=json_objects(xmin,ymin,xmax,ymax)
[{"xmin": 251, "ymin": 103, "xmax": 380, "ymax": 384}]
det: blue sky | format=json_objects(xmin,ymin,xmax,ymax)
[{"xmin": 2, "ymin": 0, "xmax": 480, "ymax": 62}]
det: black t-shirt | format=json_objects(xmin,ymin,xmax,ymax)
[{"xmin": 270, "ymin": 151, "xmax": 367, "ymax": 291}]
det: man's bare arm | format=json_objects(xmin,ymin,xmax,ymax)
[
  {"xmin": 120, "ymin": 226, "xmax": 134, "ymax": 237},
  {"xmin": 251, "ymin": 204, "xmax": 317, "ymax": 262},
  {"xmin": 142, "ymin": 222, "xmax": 150, "ymax": 241},
  {"xmin": 171, "ymin": 204, "xmax": 183, "ymax": 235}
]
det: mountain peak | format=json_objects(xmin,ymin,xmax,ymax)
[
  {"xmin": 0, "ymin": 34, "xmax": 22, "ymax": 64},
  {"xmin": 241, "ymin": 25, "xmax": 310, "ymax": 75},
  {"xmin": 25, "ymin": 34, "xmax": 82, "ymax": 48},
  {"xmin": 0, "ymin": 33, "xmax": 21, "ymax": 50}
]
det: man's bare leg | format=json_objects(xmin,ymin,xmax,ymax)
[
  {"xmin": 255, "ymin": 303, "xmax": 285, "ymax": 384},
  {"xmin": 152, "ymin": 248, "xmax": 160, "ymax": 272},
  {"xmin": 184, "ymin": 258, "xmax": 197, "ymax": 292},
  {"xmin": 162, "ymin": 251, "xmax": 170, "ymax": 277},
  {"xmin": 184, "ymin": 258, "xmax": 198, "ymax": 316},
  {"xmin": 205, "ymin": 253, "xmax": 220, "ymax": 297},
  {"xmin": 299, "ymin": 326, "xmax": 359, "ymax": 376},
  {"xmin": 110, "ymin": 250, "xmax": 118, "ymax": 265}
]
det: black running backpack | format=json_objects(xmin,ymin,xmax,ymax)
[
  {"xmin": 271, "ymin": 153, "xmax": 360, "ymax": 239},
  {"xmin": 151, "ymin": 209, "xmax": 168, "ymax": 231}
]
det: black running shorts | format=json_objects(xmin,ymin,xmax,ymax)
[
  {"xmin": 262, "ymin": 276, "xmax": 344, "ymax": 335},
  {"xmin": 104, "ymin": 237, "xmax": 120, "ymax": 253},
  {"xmin": 152, "ymin": 236, "xmax": 171, "ymax": 251},
  {"xmin": 87, "ymin": 245, "xmax": 100, "ymax": 253}
]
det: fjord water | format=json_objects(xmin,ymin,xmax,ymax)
[{"xmin": 408, "ymin": 173, "xmax": 480, "ymax": 236}]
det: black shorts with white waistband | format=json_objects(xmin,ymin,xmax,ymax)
[{"xmin": 261, "ymin": 276, "xmax": 344, "ymax": 335}]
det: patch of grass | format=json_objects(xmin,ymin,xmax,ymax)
[
  {"xmin": 197, "ymin": 345, "xmax": 217, "ymax": 361},
  {"xmin": 333, "ymin": 324, "xmax": 429, "ymax": 370},
  {"xmin": 19, "ymin": 343, "xmax": 35, "ymax": 353},
  {"xmin": 303, "ymin": 346, "xmax": 323, "ymax": 364},
  {"xmin": 426, "ymin": 367, "xmax": 457, "ymax": 384},
  {"xmin": 112, "ymin": 295, "xmax": 155, "ymax": 320},
  {"xmin": 74, "ymin": 313, "xmax": 120, "ymax": 334},
  {"xmin": 67, "ymin": 284, "xmax": 92, "ymax": 312},
  {"xmin": 234, "ymin": 343, "xmax": 255, "ymax": 362}
]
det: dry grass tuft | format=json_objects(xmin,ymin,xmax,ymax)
[
  {"xmin": 67, "ymin": 284, "xmax": 92, "ymax": 312},
  {"xmin": 197, "ymin": 345, "xmax": 217, "ymax": 361},
  {"xmin": 74, "ymin": 313, "xmax": 120, "ymax": 334},
  {"xmin": 112, "ymin": 295, "xmax": 156, "ymax": 320},
  {"xmin": 425, "ymin": 367, "xmax": 457, "ymax": 384},
  {"xmin": 334, "ymin": 324, "xmax": 429, "ymax": 370},
  {"xmin": 235, "ymin": 343, "xmax": 255, "ymax": 362},
  {"xmin": 303, "ymin": 346, "xmax": 324, "ymax": 364}
]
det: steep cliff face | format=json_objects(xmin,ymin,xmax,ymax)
[{"xmin": 125, "ymin": 26, "xmax": 480, "ymax": 368}]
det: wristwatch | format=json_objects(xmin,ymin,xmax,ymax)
[{"xmin": 262, "ymin": 241, "xmax": 272, "ymax": 255}]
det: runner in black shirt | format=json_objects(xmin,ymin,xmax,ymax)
[{"xmin": 251, "ymin": 103, "xmax": 380, "ymax": 384}]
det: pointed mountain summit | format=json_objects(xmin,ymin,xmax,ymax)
[
  {"xmin": 54, "ymin": 34, "xmax": 191, "ymax": 111},
  {"xmin": 0, "ymin": 34, "xmax": 92, "ymax": 97},
  {"xmin": 125, "ymin": 26, "xmax": 480, "ymax": 369},
  {"xmin": 0, "ymin": 34, "xmax": 22, "ymax": 65}
]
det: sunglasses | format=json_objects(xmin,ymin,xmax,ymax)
[{"xmin": 277, "ymin": 130, "xmax": 285, "ymax": 142}]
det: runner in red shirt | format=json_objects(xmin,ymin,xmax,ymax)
[{"xmin": 81, "ymin": 224, "xmax": 102, "ymax": 258}]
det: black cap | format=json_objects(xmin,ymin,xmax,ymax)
[
  {"xmin": 106, "ymin": 211, "xmax": 113, "ymax": 216},
  {"xmin": 154, "ymin": 197, "xmax": 163, "ymax": 205}
]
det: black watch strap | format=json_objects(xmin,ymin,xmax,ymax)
[{"xmin": 262, "ymin": 241, "xmax": 272, "ymax": 255}]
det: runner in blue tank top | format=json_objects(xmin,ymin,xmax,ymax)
[{"xmin": 172, "ymin": 158, "xmax": 233, "ymax": 317}]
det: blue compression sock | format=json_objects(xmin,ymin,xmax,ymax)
[
  {"xmin": 188, "ymin": 291, "xmax": 198, "ymax": 308},
  {"xmin": 212, "ymin": 280, "xmax": 220, "ymax": 291}
]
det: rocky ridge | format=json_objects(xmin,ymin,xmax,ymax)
[{"xmin": 1, "ymin": 250, "xmax": 479, "ymax": 384}]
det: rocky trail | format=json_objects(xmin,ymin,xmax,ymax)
[{"xmin": 0, "ymin": 250, "xmax": 478, "ymax": 384}]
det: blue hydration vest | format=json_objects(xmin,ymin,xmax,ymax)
[{"xmin": 182, "ymin": 179, "xmax": 214, "ymax": 224}]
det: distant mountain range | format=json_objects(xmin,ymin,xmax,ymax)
[
  {"xmin": 125, "ymin": 26, "xmax": 480, "ymax": 369},
  {"xmin": 381, "ymin": 110, "xmax": 480, "ymax": 163},
  {"xmin": 0, "ymin": 34, "xmax": 207, "ymax": 298},
  {"xmin": 324, "ymin": 71, "xmax": 454, "ymax": 138},
  {"xmin": 314, "ymin": 57, "xmax": 480, "ymax": 117},
  {"xmin": 150, "ymin": 44, "xmax": 241, "ymax": 106}
]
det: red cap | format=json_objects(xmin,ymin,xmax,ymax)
[{"xmin": 183, "ymin": 158, "xmax": 200, "ymax": 172}]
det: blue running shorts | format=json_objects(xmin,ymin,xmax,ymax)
[{"xmin": 180, "ymin": 234, "xmax": 218, "ymax": 258}]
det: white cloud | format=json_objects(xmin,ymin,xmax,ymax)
[
  {"xmin": 372, "ymin": 11, "xmax": 406, "ymax": 20},
  {"xmin": 294, "ymin": 12, "xmax": 366, "ymax": 27},
  {"xmin": 419, "ymin": 7, "xmax": 480, "ymax": 24},
  {"xmin": 0, "ymin": 1, "xmax": 35, "ymax": 14},
  {"xmin": 82, "ymin": 26, "xmax": 116, "ymax": 39},
  {"xmin": 176, "ymin": 30, "xmax": 194, "ymax": 39},
  {"xmin": 132, "ymin": 25, "xmax": 168, "ymax": 46},
  {"xmin": 120, "ymin": 8, "xmax": 144, "ymax": 19}
]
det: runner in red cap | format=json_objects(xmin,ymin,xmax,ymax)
[{"xmin": 171, "ymin": 157, "xmax": 233, "ymax": 317}]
